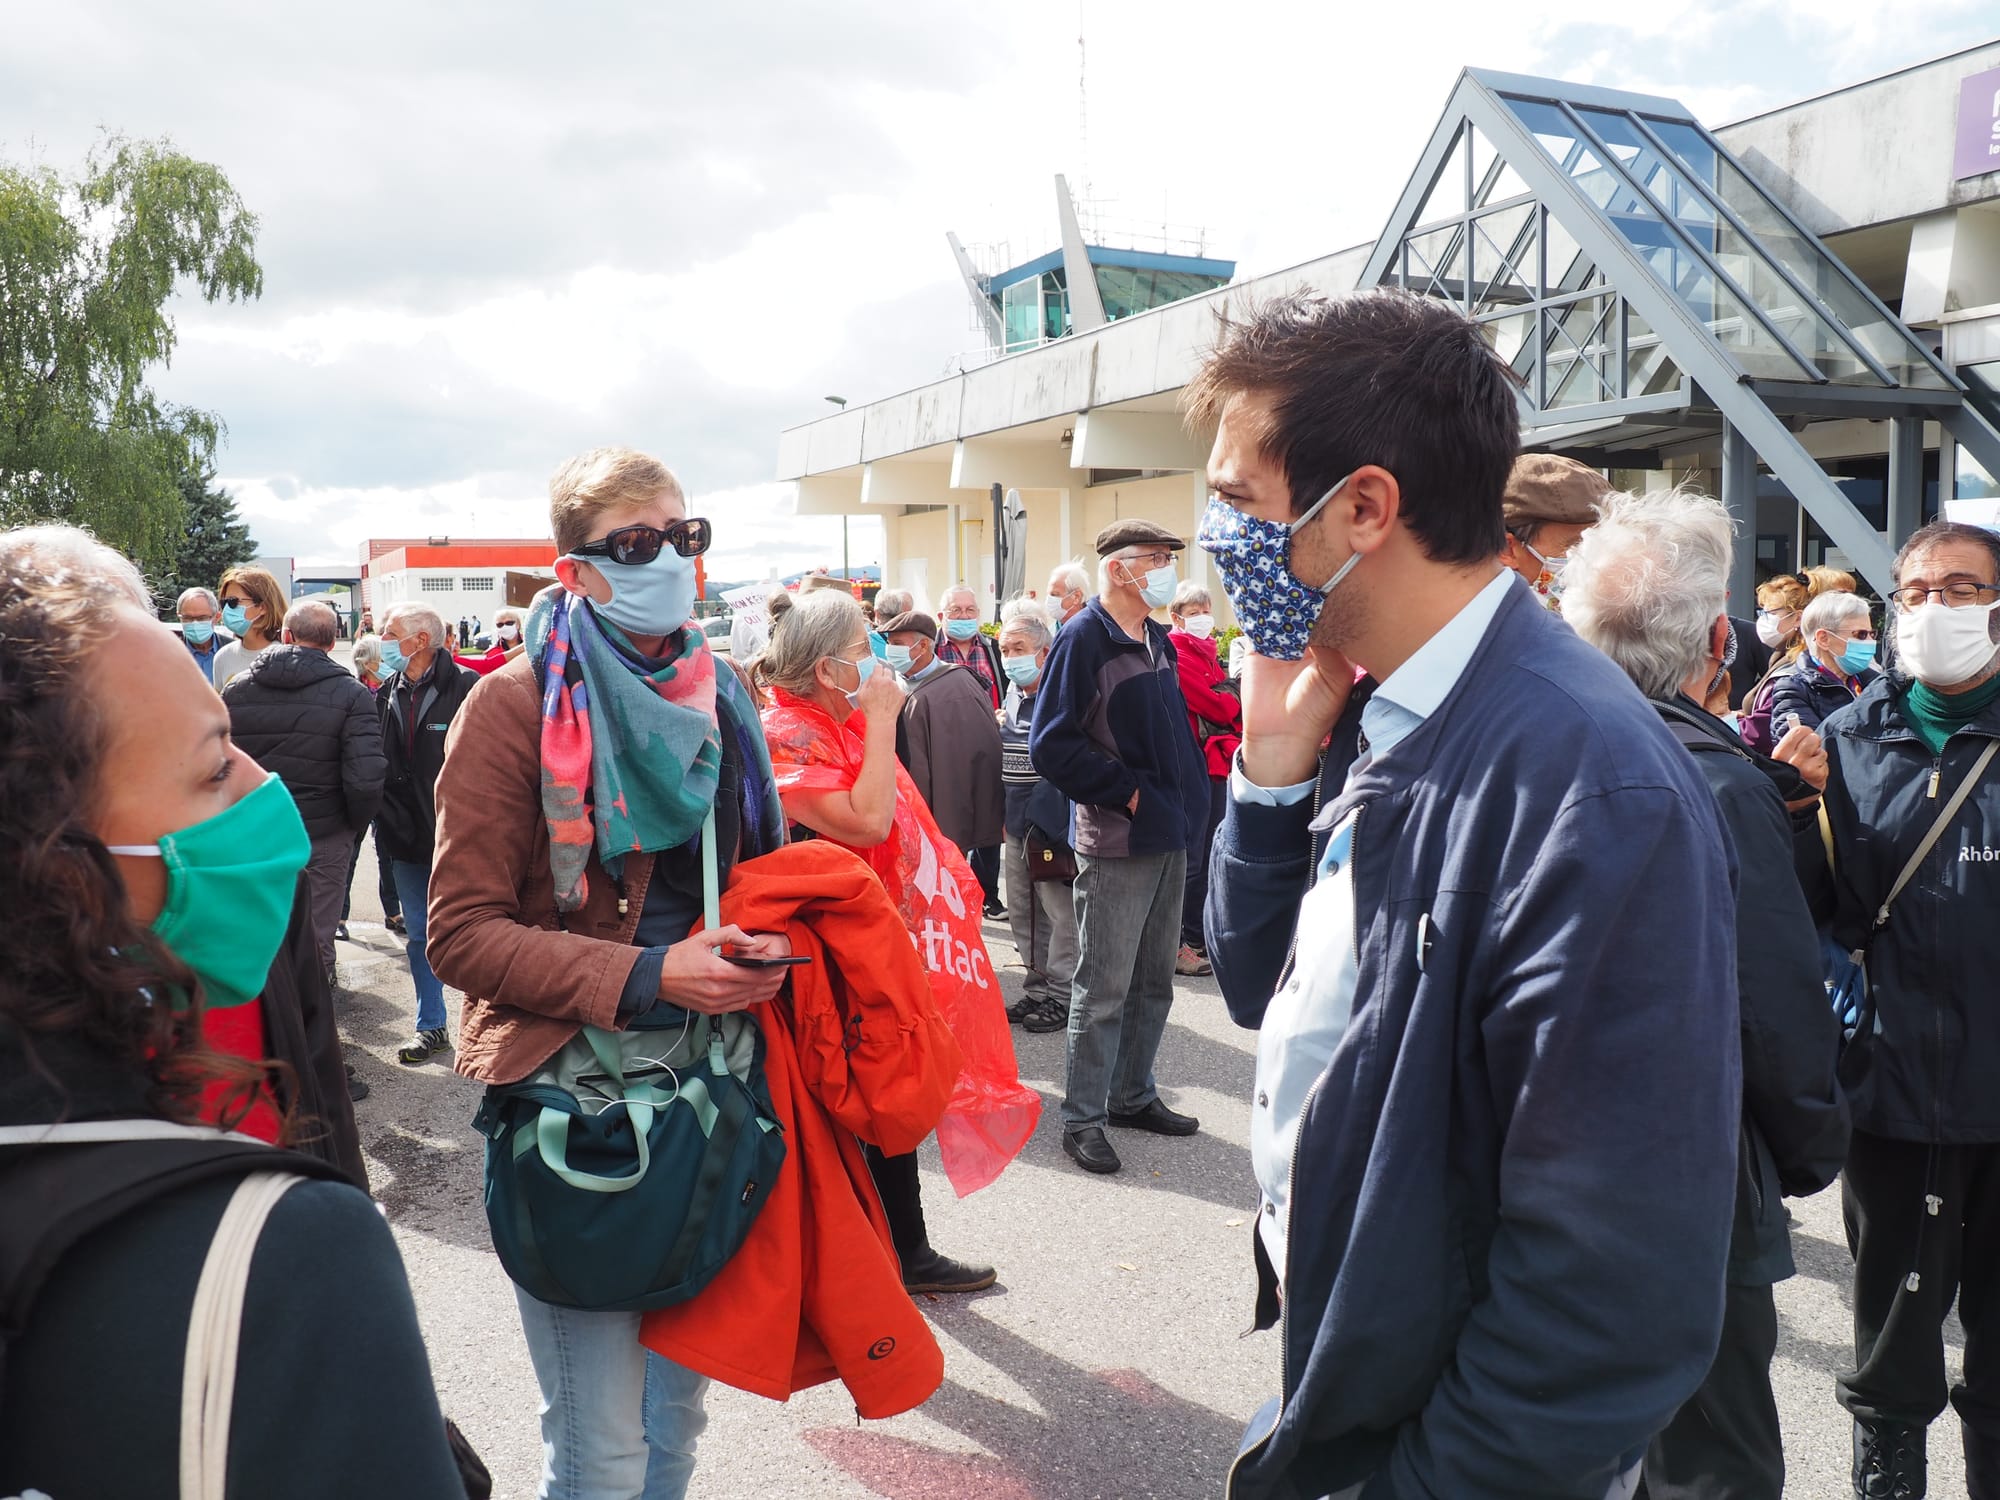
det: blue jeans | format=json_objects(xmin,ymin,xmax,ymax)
[
  {"xmin": 1063, "ymin": 848, "xmax": 1185, "ymax": 1130},
  {"xmin": 514, "ymin": 1286, "xmax": 710, "ymax": 1500},
  {"xmin": 390, "ymin": 857, "xmax": 447, "ymax": 1032}
]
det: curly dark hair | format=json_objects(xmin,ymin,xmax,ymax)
[{"xmin": 0, "ymin": 525, "xmax": 273, "ymax": 1131}]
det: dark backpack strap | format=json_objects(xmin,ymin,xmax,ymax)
[{"xmin": 0, "ymin": 1135, "xmax": 347, "ymax": 1399}]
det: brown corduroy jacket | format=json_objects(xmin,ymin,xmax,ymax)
[{"xmin": 427, "ymin": 656, "xmax": 662, "ymax": 1085}]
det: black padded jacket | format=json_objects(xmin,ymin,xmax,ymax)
[{"xmin": 221, "ymin": 645, "xmax": 385, "ymax": 841}]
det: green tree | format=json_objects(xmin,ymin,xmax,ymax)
[
  {"xmin": 0, "ymin": 135, "xmax": 262, "ymax": 566},
  {"xmin": 149, "ymin": 463, "xmax": 257, "ymax": 619}
]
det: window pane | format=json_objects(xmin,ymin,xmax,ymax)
[
  {"xmin": 1471, "ymin": 202, "xmax": 1536, "ymax": 313},
  {"xmin": 1414, "ymin": 128, "xmax": 1469, "ymax": 228},
  {"xmin": 1645, "ymin": 117, "xmax": 1949, "ymax": 389}
]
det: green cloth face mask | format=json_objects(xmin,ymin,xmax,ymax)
[{"xmin": 106, "ymin": 771, "xmax": 312, "ymax": 1010}]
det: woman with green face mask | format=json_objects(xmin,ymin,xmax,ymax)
[{"xmin": 0, "ymin": 524, "xmax": 465, "ymax": 1499}]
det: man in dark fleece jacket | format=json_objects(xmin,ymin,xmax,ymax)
[
  {"xmin": 1190, "ymin": 290, "xmax": 1742, "ymax": 1500},
  {"xmin": 1030, "ymin": 518, "xmax": 1211, "ymax": 1176},
  {"xmin": 1562, "ymin": 488, "xmax": 1850, "ymax": 1500},
  {"xmin": 222, "ymin": 599, "xmax": 385, "ymax": 980}
]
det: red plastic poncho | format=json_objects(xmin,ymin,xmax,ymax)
[{"xmin": 761, "ymin": 687, "xmax": 1040, "ymax": 1196}]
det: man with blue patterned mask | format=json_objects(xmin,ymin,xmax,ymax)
[{"xmin": 1189, "ymin": 289, "xmax": 1741, "ymax": 1500}]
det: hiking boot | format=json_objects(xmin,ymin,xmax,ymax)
[
  {"xmin": 1020, "ymin": 996, "xmax": 1069, "ymax": 1033},
  {"xmin": 1175, "ymin": 943, "xmax": 1212, "ymax": 977},
  {"xmin": 901, "ymin": 1250, "xmax": 997, "ymax": 1294},
  {"xmin": 345, "ymin": 1064, "xmax": 369, "ymax": 1103},
  {"xmin": 1005, "ymin": 995, "xmax": 1035, "ymax": 1024},
  {"xmin": 1853, "ymin": 1418, "xmax": 1925, "ymax": 1498},
  {"xmin": 397, "ymin": 1027, "xmax": 451, "ymax": 1066}
]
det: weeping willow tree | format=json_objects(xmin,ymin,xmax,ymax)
[{"xmin": 0, "ymin": 135, "xmax": 262, "ymax": 566}]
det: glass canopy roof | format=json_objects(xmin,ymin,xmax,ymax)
[{"xmin": 1374, "ymin": 71, "xmax": 1954, "ymax": 426}]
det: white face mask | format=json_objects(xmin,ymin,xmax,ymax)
[
  {"xmin": 1755, "ymin": 611, "xmax": 1790, "ymax": 649},
  {"xmin": 1897, "ymin": 599, "xmax": 2000, "ymax": 688},
  {"xmin": 1180, "ymin": 613, "xmax": 1215, "ymax": 639}
]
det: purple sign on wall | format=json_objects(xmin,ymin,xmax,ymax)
[{"xmin": 1956, "ymin": 65, "xmax": 2000, "ymax": 181}]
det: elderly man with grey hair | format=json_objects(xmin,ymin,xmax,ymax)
[
  {"xmin": 1047, "ymin": 560, "xmax": 1090, "ymax": 627},
  {"xmin": 174, "ymin": 584, "xmax": 232, "ymax": 683},
  {"xmin": 1562, "ymin": 488, "xmax": 1849, "ymax": 1500},
  {"xmin": 375, "ymin": 601, "xmax": 478, "ymax": 1065},
  {"xmin": 220, "ymin": 598, "xmax": 386, "ymax": 986},
  {"xmin": 872, "ymin": 588, "xmax": 913, "ymax": 627},
  {"xmin": 996, "ymin": 604, "xmax": 1078, "ymax": 1032}
]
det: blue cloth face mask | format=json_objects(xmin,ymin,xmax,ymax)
[
  {"xmin": 1002, "ymin": 654, "xmax": 1040, "ymax": 688},
  {"xmin": 565, "ymin": 547, "xmax": 698, "ymax": 636},
  {"xmin": 182, "ymin": 620, "xmax": 215, "ymax": 646},
  {"xmin": 884, "ymin": 644, "xmax": 916, "ymax": 674},
  {"xmin": 220, "ymin": 603, "xmax": 250, "ymax": 636},
  {"xmin": 1196, "ymin": 474, "xmax": 1357, "ymax": 660},
  {"xmin": 943, "ymin": 617, "xmax": 983, "ymax": 641},
  {"xmin": 1836, "ymin": 636, "xmax": 1878, "ymax": 676}
]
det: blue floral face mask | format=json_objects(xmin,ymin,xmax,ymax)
[{"xmin": 1195, "ymin": 474, "xmax": 1357, "ymax": 661}]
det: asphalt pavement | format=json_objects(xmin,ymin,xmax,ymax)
[{"xmin": 333, "ymin": 837, "xmax": 1967, "ymax": 1499}]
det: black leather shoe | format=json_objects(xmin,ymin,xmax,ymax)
[
  {"xmin": 1063, "ymin": 1126, "xmax": 1121, "ymax": 1174},
  {"xmin": 901, "ymin": 1250, "xmax": 997, "ymax": 1294},
  {"xmin": 1853, "ymin": 1418, "xmax": 1926, "ymax": 1498},
  {"xmin": 1108, "ymin": 1098, "xmax": 1199, "ymax": 1136}
]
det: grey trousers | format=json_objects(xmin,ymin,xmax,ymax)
[
  {"xmin": 1002, "ymin": 833, "xmax": 1079, "ymax": 1005},
  {"xmin": 1062, "ymin": 848, "xmax": 1184, "ymax": 1131},
  {"xmin": 304, "ymin": 831, "xmax": 356, "ymax": 977}
]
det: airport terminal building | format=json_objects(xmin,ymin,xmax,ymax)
[{"xmin": 777, "ymin": 41, "xmax": 2000, "ymax": 619}]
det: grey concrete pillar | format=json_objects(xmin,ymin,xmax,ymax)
[
  {"xmin": 1888, "ymin": 415, "xmax": 1924, "ymax": 549},
  {"xmin": 1721, "ymin": 421, "xmax": 1760, "ymax": 613}
]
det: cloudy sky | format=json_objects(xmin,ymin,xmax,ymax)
[{"xmin": 4, "ymin": 1, "xmax": 1995, "ymax": 578}]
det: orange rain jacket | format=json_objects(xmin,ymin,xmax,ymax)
[{"xmin": 640, "ymin": 841, "xmax": 964, "ymax": 1419}]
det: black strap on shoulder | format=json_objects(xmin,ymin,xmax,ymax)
[{"xmin": 0, "ymin": 1136, "xmax": 347, "ymax": 1399}]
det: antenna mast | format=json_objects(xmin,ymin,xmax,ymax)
[{"xmin": 1077, "ymin": 1, "xmax": 1090, "ymax": 235}]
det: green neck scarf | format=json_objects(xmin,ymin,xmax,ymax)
[{"xmin": 1904, "ymin": 672, "xmax": 2000, "ymax": 756}]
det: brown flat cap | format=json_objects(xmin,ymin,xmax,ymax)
[
  {"xmin": 1503, "ymin": 454, "xmax": 1612, "ymax": 530},
  {"xmin": 1094, "ymin": 519, "xmax": 1186, "ymax": 557},
  {"xmin": 879, "ymin": 610, "xmax": 938, "ymax": 640}
]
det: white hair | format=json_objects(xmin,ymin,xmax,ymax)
[
  {"xmin": 940, "ymin": 583, "xmax": 977, "ymax": 609},
  {"xmin": 1097, "ymin": 551, "xmax": 1148, "ymax": 595},
  {"xmin": 0, "ymin": 524, "xmax": 151, "ymax": 613},
  {"xmin": 873, "ymin": 588, "xmax": 913, "ymax": 619},
  {"xmin": 1800, "ymin": 590, "xmax": 1869, "ymax": 644},
  {"xmin": 382, "ymin": 602, "xmax": 444, "ymax": 649},
  {"xmin": 1561, "ymin": 488, "xmax": 1735, "ymax": 699},
  {"xmin": 176, "ymin": 585, "xmax": 219, "ymax": 613},
  {"xmin": 1171, "ymin": 580, "xmax": 1211, "ymax": 613},
  {"xmin": 999, "ymin": 608, "xmax": 1053, "ymax": 654},
  {"xmin": 1048, "ymin": 561, "xmax": 1089, "ymax": 598}
]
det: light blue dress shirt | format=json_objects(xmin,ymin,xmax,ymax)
[{"xmin": 1241, "ymin": 569, "xmax": 1514, "ymax": 1275}]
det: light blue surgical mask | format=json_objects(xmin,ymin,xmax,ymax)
[
  {"xmin": 220, "ymin": 603, "xmax": 249, "ymax": 636},
  {"xmin": 566, "ymin": 547, "xmax": 698, "ymax": 636},
  {"xmin": 181, "ymin": 620, "xmax": 215, "ymax": 646},
  {"xmin": 1002, "ymin": 654, "xmax": 1040, "ymax": 688},
  {"xmin": 1135, "ymin": 562, "xmax": 1177, "ymax": 609},
  {"xmin": 884, "ymin": 644, "xmax": 916, "ymax": 674},
  {"xmin": 1836, "ymin": 636, "xmax": 1878, "ymax": 676},
  {"xmin": 379, "ymin": 637, "xmax": 407, "ymax": 675},
  {"xmin": 944, "ymin": 616, "xmax": 982, "ymax": 641},
  {"xmin": 837, "ymin": 652, "xmax": 878, "ymax": 710},
  {"xmin": 868, "ymin": 631, "xmax": 888, "ymax": 660}
]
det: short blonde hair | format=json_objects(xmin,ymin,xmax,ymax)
[{"xmin": 548, "ymin": 446, "xmax": 684, "ymax": 557}]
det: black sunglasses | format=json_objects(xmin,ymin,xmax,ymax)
[
  {"xmin": 219, "ymin": 596, "xmax": 256, "ymax": 609},
  {"xmin": 570, "ymin": 518, "xmax": 711, "ymax": 566}
]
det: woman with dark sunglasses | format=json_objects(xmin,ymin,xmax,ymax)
[
  {"xmin": 425, "ymin": 447, "xmax": 791, "ymax": 1500},
  {"xmin": 210, "ymin": 564, "xmax": 288, "ymax": 691}
]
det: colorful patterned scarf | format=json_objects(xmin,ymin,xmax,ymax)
[{"xmin": 527, "ymin": 587, "xmax": 722, "ymax": 912}]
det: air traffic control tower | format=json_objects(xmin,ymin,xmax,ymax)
[{"xmin": 949, "ymin": 177, "xmax": 1235, "ymax": 361}]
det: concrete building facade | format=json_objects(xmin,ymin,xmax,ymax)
[{"xmin": 777, "ymin": 43, "xmax": 2000, "ymax": 624}]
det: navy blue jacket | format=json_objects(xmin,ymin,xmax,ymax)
[
  {"xmin": 1653, "ymin": 697, "xmax": 1849, "ymax": 1286},
  {"xmin": 1029, "ymin": 598, "xmax": 1209, "ymax": 859},
  {"xmin": 1208, "ymin": 586, "xmax": 1742, "ymax": 1500},
  {"xmin": 1818, "ymin": 675, "xmax": 2000, "ymax": 1142},
  {"xmin": 1768, "ymin": 654, "xmax": 1863, "ymax": 735}
]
